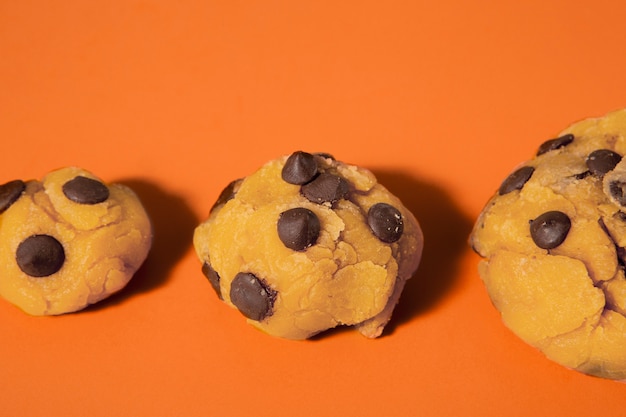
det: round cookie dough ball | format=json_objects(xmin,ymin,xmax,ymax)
[
  {"xmin": 194, "ymin": 151, "xmax": 423, "ymax": 340},
  {"xmin": 470, "ymin": 108, "xmax": 626, "ymax": 380},
  {"xmin": 0, "ymin": 167, "xmax": 153, "ymax": 315}
]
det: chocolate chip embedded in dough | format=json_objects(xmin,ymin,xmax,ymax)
[
  {"xmin": 586, "ymin": 149, "xmax": 622, "ymax": 178},
  {"xmin": 62, "ymin": 176, "xmax": 110, "ymax": 204},
  {"xmin": 301, "ymin": 173, "xmax": 350, "ymax": 205},
  {"xmin": 230, "ymin": 272, "xmax": 276, "ymax": 321},
  {"xmin": 0, "ymin": 180, "xmax": 25, "ymax": 214},
  {"xmin": 609, "ymin": 181, "xmax": 626, "ymax": 206},
  {"xmin": 498, "ymin": 166, "xmax": 535, "ymax": 195},
  {"xmin": 277, "ymin": 207, "xmax": 321, "ymax": 251},
  {"xmin": 201, "ymin": 261, "xmax": 222, "ymax": 299},
  {"xmin": 368, "ymin": 202, "xmax": 404, "ymax": 243},
  {"xmin": 210, "ymin": 178, "xmax": 243, "ymax": 213},
  {"xmin": 16, "ymin": 234, "xmax": 65, "ymax": 277},
  {"xmin": 282, "ymin": 151, "xmax": 319, "ymax": 185},
  {"xmin": 574, "ymin": 170, "xmax": 592, "ymax": 180},
  {"xmin": 529, "ymin": 211, "xmax": 571, "ymax": 250},
  {"xmin": 536, "ymin": 134, "xmax": 575, "ymax": 156}
]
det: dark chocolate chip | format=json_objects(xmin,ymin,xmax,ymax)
[
  {"xmin": 230, "ymin": 272, "xmax": 276, "ymax": 321},
  {"xmin": 367, "ymin": 202, "xmax": 404, "ymax": 243},
  {"xmin": 282, "ymin": 151, "xmax": 319, "ymax": 185},
  {"xmin": 210, "ymin": 178, "xmax": 242, "ymax": 213},
  {"xmin": 498, "ymin": 166, "xmax": 535, "ymax": 195},
  {"xmin": 617, "ymin": 246, "xmax": 626, "ymax": 269},
  {"xmin": 586, "ymin": 149, "xmax": 622, "ymax": 178},
  {"xmin": 301, "ymin": 173, "xmax": 350, "ymax": 205},
  {"xmin": 0, "ymin": 179, "xmax": 25, "ymax": 214},
  {"xmin": 529, "ymin": 211, "xmax": 571, "ymax": 249},
  {"xmin": 574, "ymin": 170, "xmax": 592, "ymax": 180},
  {"xmin": 598, "ymin": 217, "xmax": 626, "ymax": 269},
  {"xmin": 277, "ymin": 207, "xmax": 320, "ymax": 251},
  {"xmin": 16, "ymin": 234, "xmax": 65, "ymax": 277},
  {"xmin": 598, "ymin": 216, "xmax": 610, "ymax": 235},
  {"xmin": 201, "ymin": 261, "xmax": 222, "ymax": 299},
  {"xmin": 62, "ymin": 176, "xmax": 109, "ymax": 204},
  {"xmin": 609, "ymin": 180, "xmax": 626, "ymax": 206},
  {"xmin": 536, "ymin": 134, "xmax": 575, "ymax": 156}
]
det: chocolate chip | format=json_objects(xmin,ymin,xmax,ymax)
[
  {"xmin": 277, "ymin": 207, "xmax": 320, "ymax": 251},
  {"xmin": 574, "ymin": 170, "xmax": 592, "ymax": 180},
  {"xmin": 498, "ymin": 166, "xmax": 535, "ymax": 195},
  {"xmin": 0, "ymin": 180, "xmax": 25, "ymax": 214},
  {"xmin": 301, "ymin": 173, "xmax": 350, "ymax": 205},
  {"xmin": 617, "ymin": 246, "xmax": 626, "ymax": 270},
  {"xmin": 282, "ymin": 151, "xmax": 319, "ymax": 185},
  {"xmin": 368, "ymin": 202, "xmax": 404, "ymax": 243},
  {"xmin": 62, "ymin": 176, "xmax": 109, "ymax": 204},
  {"xmin": 530, "ymin": 211, "xmax": 571, "ymax": 249},
  {"xmin": 586, "ymin": 149, "xmax": 622, "ymax": 178},
  {"xmin": 210, "ymin": 178, "xmax": 242, "ymax": 213},
  {"xmin": 202, "ymin": 261, "xmax": 222, "ymax": 299},
  {"xmin": 16, "ymin": 234, "xmax": 65, "ymax": 277},
  {"xmin": 536, "ymin": 134, "xmax": 574, "ymax": 156},
  {"xmin": 598, "ymin": 217, "xmax": 626, "ymax": 269},
  {"xmin": 230, "ymin": 272, "xmax": 276, "ymax": 321},
  {"xmin": 609, "ymin": 181, "xmax": 626, "ymax": 206}
]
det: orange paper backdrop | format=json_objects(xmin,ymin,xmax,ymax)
[{"xmin": 2, "ymin": 1, "xmax": 626, "ymax": 416}]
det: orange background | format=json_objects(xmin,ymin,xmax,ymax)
[{"xmin": 2, "ymin": 1, "xmax": 626, "ymax": 416}]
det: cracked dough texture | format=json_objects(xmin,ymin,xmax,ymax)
[
  {"xmin": 193, "ymin": 153, "xmax": 423, "ymax": 340},
  {"xmin": 471, "ymin": 108, "xmax": 626, "ymax": 379},
  {"xmin": 0, "ymin": 167, "xmax": 152, "ymax": 315}
]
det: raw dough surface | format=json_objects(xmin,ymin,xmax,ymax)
[
  {"xmin": 471, "ymin": 109, "xmax": 626, "ymax": 379},
  {"xmin": 194, "ymin": 152, "xmax": 423, "ymax": 340}
]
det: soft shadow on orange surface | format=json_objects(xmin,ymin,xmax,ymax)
[
  {"xmin": 86, "ymin": 179, "xmax": 199, "ymax": 311},
  {"xmin": 373, "ymin": 170, "xmax": 473, "ymax": 334},
  {"xmin": 312, "ymin": 171, "xmax": 472, "ymax": 340}
]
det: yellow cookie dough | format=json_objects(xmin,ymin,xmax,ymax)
[
  {"xmin": 194, "ymin": 151, "xmax": 423, "ymax": 340},
  {"xmin": 0, "ymin": 167, "xmax": 152, "ymax": 315},
  {"xmin": 471, "ymin": 108, "xmax": 626, "ymax": 379}
]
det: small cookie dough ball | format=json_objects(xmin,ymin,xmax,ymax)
[
  {"xmin": 194, "ymin": 152, "xmax": 423, "ymax": 340},
  {"xmin": 0, "ymin": 167, "xmax": 152, "ymax": 315},
  {"xmin": 470, "ymin": 108, "xmax": 626, "ymax": 380}
]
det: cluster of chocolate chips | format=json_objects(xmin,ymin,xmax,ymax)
[
  {"xmin": 281, "ymin": 151, "xmax": 350, "ymax": 206},
  {"xmin": 278, "ymin": 151, "xmax": 404, "ymax": 249},
  {"xmin": 201, "ymin": 151, "xmax": 407, "ymax": 323},
  {"xmin": 498, "ymin": 134, "xmax": 626, "ymax": 251},
  {"xmin": 0, "ymin": 176, "xmax": 110, "ymax": 278}
]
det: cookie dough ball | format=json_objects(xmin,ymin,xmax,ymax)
[
  {"xmin": 0, "ymin": 167, "xmax": 152, "ymax": 315},
  {"xmin": 470, "ymin": 108, "xmax": 626, "ymax": 379},
  {"xmin": 193, "ymin": 151, "xmax": 423, "ymax": 340}
]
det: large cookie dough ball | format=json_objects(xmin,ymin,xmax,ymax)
[
  {"xmin": 0, "ymin": 167, "xmax": 153, "ymax": 315},
  {"xmin": 194, "ymin": 152, "xmax": 423, "ymax": 340},
  {"xmin": 471, "ymin": 109, "xmax": 626, "ymax": 380}
]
